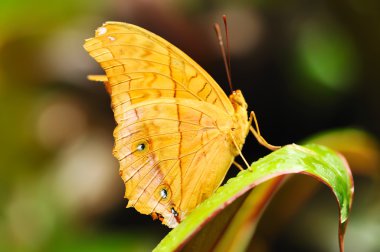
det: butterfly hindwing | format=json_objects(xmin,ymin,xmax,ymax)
[{"xmin": 114, "ymin": 98, "xmax": 235, "ymax": 227}]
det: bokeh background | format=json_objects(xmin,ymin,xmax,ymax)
[{"xmin": 1, "ymin": 0, "xmax": 379, "ymax": 251}]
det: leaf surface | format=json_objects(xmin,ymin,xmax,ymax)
[{"xmin": 153, "ymin": 144, "xmax": 354, "ymax": 252}]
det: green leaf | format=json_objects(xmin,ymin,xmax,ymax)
[{"xmin": 153, "ymin": 144, "xmax": 353, "ymax": 252}]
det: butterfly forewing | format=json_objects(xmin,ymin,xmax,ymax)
[{"xmin": 83, "ymin": 22, "xmax": 234, "ymax": 114}]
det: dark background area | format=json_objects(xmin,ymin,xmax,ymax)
[{"xmin": 1, "ymin": 0, "xmax": 379, "ymax": 251}]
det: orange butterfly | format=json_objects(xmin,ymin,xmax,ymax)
[{"xmin": 83, "ymin": 22, "xmax": 278, "ymax": 227}]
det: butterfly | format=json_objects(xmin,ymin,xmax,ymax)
[{"xmin": 83, "ymin": 21, "xmax": 278, "ymax": 228}]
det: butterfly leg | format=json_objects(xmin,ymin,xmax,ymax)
[
  {"xmin": 233, "ymin": 161, "xmax": 245, "ymax": 171},
  {"xmin": 230, "ymin": 132, "xmax": 252, "ymax": 171},
  {"xmin": 249, "ymin": 111, "xmax": 281, "ymax": 151},
  {"xmin": 87, "ymin": 74, "xmax": 108, "ymax": 82}
]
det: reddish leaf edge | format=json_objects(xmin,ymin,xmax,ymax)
[{"xmin": 153, "ymin": 144, "xmax": 354, "ymax": 252}]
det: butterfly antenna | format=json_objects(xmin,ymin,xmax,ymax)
[
  {"xmin": 214, "ymin": 18, "xmax": 233, "ymax": 93},
  {"xmin": 223, "ymin": 15, "xmax": 232, "ymax": 84}
]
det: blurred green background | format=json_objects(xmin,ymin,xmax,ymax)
[{"xmin": 1, "ymin": 0, "xmax": 379, "ymax": 251}]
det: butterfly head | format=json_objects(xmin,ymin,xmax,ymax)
[{"xmin": 230, "ymin": 90, "xmax": 248, "ymax": 111}]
